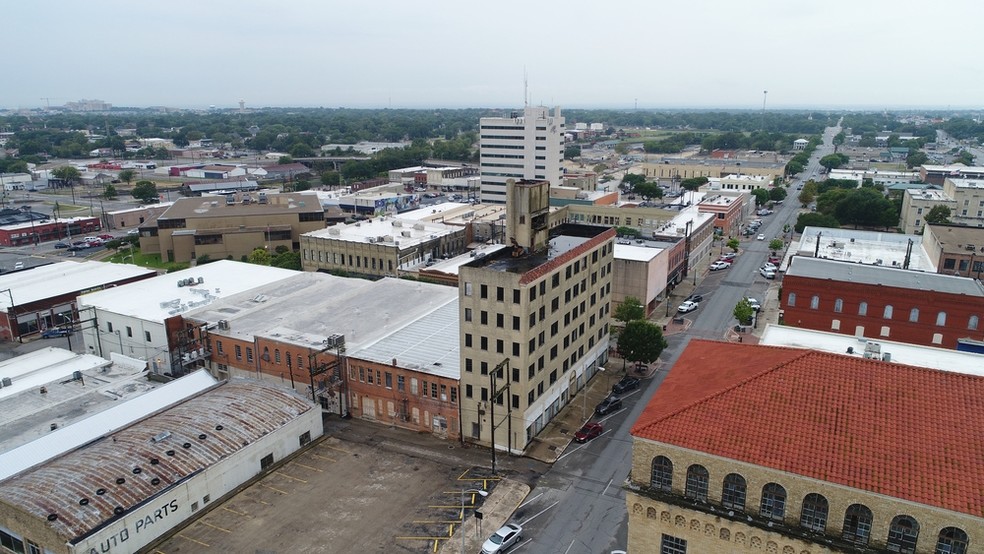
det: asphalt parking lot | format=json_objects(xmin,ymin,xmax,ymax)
[{"xmin": 152, "ymin": 418, "xmax": 542, "ymax": 553}]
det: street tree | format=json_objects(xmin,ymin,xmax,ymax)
[
  {"xmin": 769, "ymin": 238, "xmax": 784, "ymax": 253},
  {"xmin": 635, "ymin": 181, "xmax": 664, "ymax": 201},
  {"xmin": 564, "ymin": 145, "xmax": 581, "ymax": 159},
  {"xmin": 131, "ymin": 180, "xmax": 159, "ymax": 203},
  {"xmin": 621, "ymin": 173, "xmax": 646, "ymax": 191},
  {"xmin": 819, "ymin": 153, "xmax": 850, "ymax": 170},
  {"xmin": 794, "ymin": 212, "xmax": 841, "ymax": 233},
  {"xmin": 278, "ymin": 155, "xmax": 294, "ymax": 165},
  {"xmin": 727, "ymin": 238, "xmax": 740, "ymax": 252},
  {"xmin": 956, "ymin": 150, "xmax": 976, "ymax": 166},
  {"xmin": 614, "ymin": 297, "xmax": 646, "ymax": 324},
  {"xmin": 103, "ymin": 184, "xmax": 118, "ymax": 199},
  {"xmin": 615, "ymin": 226, "xmax": 641, "ymax": 238},
  {"xmin": 924, "ymin": 205, "xmax": 952, "ymax": 225},
  {"xmin": 117, "ymin": 169, "xmax": 136, "ymax": 185},
  {"xmin": 906, "ymin": 151, "xmax": 929, "ymax": 169},
  {"xmin": 798, "ymin": 181, "xmax": 818, "ymax": 207},
  {"xmin": 680, "ymin": 176, "xmax": 708, "ymax": 192},
  {"xmin": 769, "ymin": 187, "xmax": 787, "ymax": 202},
  {"xmin": 785, "ymin": 160, "xmax": 804, "ymax": 175},
  {"xmin": 247, "ymin": 247, "xmax": 272, "ymax": 266},
  {"xmin": 733, "ymin": 299, "xmax": 754, "ymax": 326},
  {"xmin": 617, "ymin": 320, "xmax": 668, "ymax": 367},
  {"xmin": 52, "ymin": 166, "xmax": 81, "ymax": 187},
  {"xmin": 752, "ymin": 188, "xmax": 770, "ymax": 206}
]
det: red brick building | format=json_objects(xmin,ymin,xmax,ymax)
[
  {"xmin": 781, "ymin": 256, "xmax": 984, "ymax": 349},
  {"xmin": 0, "ymin": 216, "xmax": 102, "ymax": 247}
]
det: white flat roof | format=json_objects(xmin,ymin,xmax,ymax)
[
  {"xmin": 614, "ymin": 243, "xmax": 663, "ymax": 262},
  {"xmin": 760, "ymin": 325, "xmax": 984, "ymax": 377},
  {"xmin": 424, "ymin": 244, "xmax": 509, "ymax": 275},
  {"xmin": 0, "ymin": 347, "xmax": 110, "ymax": 401},
  {"xmin": 0, "ymin": 261, "xmax": 156, "ymax": 311},
  {"xmin": 400, "ymin": 202, "xmax": 471, "ymax": 220},
  {"xmin": 106, "ymin": 202, "xmax": 173, "ymax": 215},
  {"xmin": 78, "ymin": 260, "xmax": 297, "ymax": 322},
  {"xmin": 0, "ymin": 370, "xmax": 217, "ymax": 481},
  {"xmin": 353, "ymin": 299, "xmax": 460, "ymax": 379},
  {"xmin": 796, "ymin": 226, "xmax": 934, "ymax": 271},
  {"xmin": 302, "ymin": 215, "xmax": 461, "ymax": 248}
]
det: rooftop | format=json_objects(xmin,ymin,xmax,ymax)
[
  {"xmin": 631, "ymin": 339, "xmax": 984, "ymax": 518},
  {"xmin": 0, "ymin": 261, "xmax": 156, "ymax": 311},
  {"xmin": 77, "ymin": 260, "xmax": 297, "ymax": 322},
  {"xmin": 923, "ymin": 164, "xmax": 984, "ymax": 173},
  {"xmin": 302, "ymin": 214, "xmax": 462, "ymax": 248},
  {"xmin": 463, "ymin": 223, "xmax": 613, "ymax": 277},
  {"xmin": 795, "ymin": 226, "xmax": 934, "ymax": 270},
  {"xmin": 423, "ymin": 244, "xmax": 509, "ymax": 276},
  {"xmin": 0, "ymin": 375, "xmax": 313, "ymax": 544},
  {"xmin": 614, "ymin": 242, "xmax": 664, "ymax": 262},
  {"xmin": 786, "ymin": 256, "xmax": 983, "ymax": 296},
  {"xmin": 156, "ymin": 191, "xmax": 322, "ymax": 220},
  {"xmin": 354, "ymin": 299, "xmax": 460, "ymax": 379},
  {"xmin": 186, "ymin": 272, "xmax": 459, "ymax": 356},
  {"xmin": 905, "ymin": 188, "xmax": 952, "ymax": 201},
  {"xmin": 106, "ymin": 202, "xmax": 173, "ymax": 216},
  {"xmin": 949, "ymin": 177, "xmax": 984, "ymax": 189},
  {"xmin": 925, "ymin": 223, "xmax": 984, "ymax": 254}
]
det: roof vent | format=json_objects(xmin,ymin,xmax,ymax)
[{"xmin": 151, "ymin": 431, "xmax": 171, "ymax": 443}]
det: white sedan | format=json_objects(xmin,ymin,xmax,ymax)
[{"xmin": 482, "ymin": 523, "xmax": 522, "ymax": 554}]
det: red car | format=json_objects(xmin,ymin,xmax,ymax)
[
  {"xmin": 98, "ymin": 234, "xmax": 114, "ymax": 240},
  {"xmin": 574, "ymin": 422, "xmax": 603, "ymax": 443}
]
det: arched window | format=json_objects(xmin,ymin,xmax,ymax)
[
  {"xmin": 937, "ymin": 311, "xmax": 947, "ymax": 326},
  {"xmin": 886, "ymin": 515, "xmax": 919, "ymax": 553},
  {"xmin": 799, "ymin": 493, "xmax": 828, "ymax": 532},
  {"xmin": 787, "ymin": 292, "xmax": 797, "ymax": 307},
  {"xmin": 935, "ymin": 527, "xmax": 969, "ymax": 554},
  {"xmin": 651, "ymin": 456, "xmax": 673, "ymax": 492},
  {"xmin": 883, "ymin": 305, "xmax": 894, "ymax": 319},
  {"xmin": 842, "ymin": 504, "xmax": 873, "ymax": 546},
  {"xmin": 721, "ymin": 473, "xmax": 746, "ymax": 511},
  {"xmin": 759, "ymin": 483, "xmax": 786, "ymax": 522},
  {"xmin": 810, "ymin": 295, "xmax": 820, "ymax": 310},
  {"xmin": 909, "ymin": 308, "xmax": 919, "ymax": 322},
  {"xmin": 969, "ymin": 315, "xmax": 980, "ymax": 331},
  {"xmin": 858, "ymin": 301, "xmax": 868, "ymax": 316},
  {"xmin": 684, "ymin": 465, "xmax": 709, "ymax": 502},
  {"xmin": 834, "ymin": 298, "xmax": 844, "ymax": 313}
]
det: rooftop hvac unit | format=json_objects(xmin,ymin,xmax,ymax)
[
  {"xmin": 401, "ymin": 230, "xmax": 412, "ymax": 237},
  {"xmin": 392, "ymin": 221, "xmax": 403, "ymax": 227},
  {"xmin": 217, "ymin": 320, "xmax": 229, "ymax": 330},
  {"xmin": 367, "ymin": 237, "xmax": 376, "ymax": 243},
  {"xmin": 197, "ymin": 277, "xmax": 204, "ymax": 284},
  {"xmin": 1, "ymin": 377, "xmax": 11, "ymax": 388},
  {"xmin": 413, "ymin": 223, "xmax": 425, "ymax": 230}
]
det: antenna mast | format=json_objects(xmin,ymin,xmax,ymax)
[{"xmin": 524, "ymin": 69, "xmax": 528, "ymax": 107}]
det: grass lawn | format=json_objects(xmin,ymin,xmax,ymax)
[{"xmin": 106, "ymin": 247, "xmax": 187, "ymax": 272}]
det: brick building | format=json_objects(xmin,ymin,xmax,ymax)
[
  {"xmin": 627, "ymin": 339, "xmax": 983, "ymax": 554},
  {"xmin": 781, "ymin": 256, "xmax": 984, "ymax": 349}
]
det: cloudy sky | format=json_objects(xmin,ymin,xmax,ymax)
[{"xmin": 5, "ymin": 0, "xmax": 982, "ymax": 110}]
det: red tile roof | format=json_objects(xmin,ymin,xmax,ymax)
[{"xmin": 632, "ymin": 339, "xmax": 984, "ymax": 517}]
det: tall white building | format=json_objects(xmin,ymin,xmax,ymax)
[{"xmin": 479, "ymin": 106, "xmax": 565, "ymax": 204}]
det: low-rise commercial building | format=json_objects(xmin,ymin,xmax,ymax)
[
  {"xmin": 642, "ymin": 158, "xmax": 785, "ymax": 183},
  {"xmin": 922, "ymin": 223, "xmax": 984, "ymax": 277},
  {"xmin": 105, "ymin": 203, "xmax": 172, "ymax": 231}
]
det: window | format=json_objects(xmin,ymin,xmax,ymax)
[
  {"xmin": 246, "ymin": 347, "xmax": 253, "ymax": 363},
  {"xmin": 275, "ymin": 349, "xmax": 281, "ymax": 364},
  {"xmin": 260, "ymin": 453, "xmax": 274, "ymax": 470},
  {"xmin": 886, "ymin": 515, "xmax": 919, "ymax": 553},
  {"xmin": 799, "ymin": 493, "xmax": 828, "ymax": 532},
  {"xmin": 397, "ymin": 375, "xmax": 405, "ymax": 392},
  {"xmin": 107, "ymin": 321, "xmax": 113, "ymax": 332},
  {"xmin": 145, "ymin": 330, "xmax": 152, "ymax": 342},
  {"xmin": 126, "ymin": 326, "xmax": 133, "ymax": 337},
  {"xmin": 858, "ymin": 301, "xmax": 868, "ymax": 316},
  {"xmin": 883, "ymin": 305, "xmax": 893, "ymax": 319},
  {"xmin": 759, "ymin": 483, "xmax": 786, "ymax": 521},
  {"xmin": 834, "ymin": 298, "xmax": 843, "ymax": 313},
  {"xmin": 0, "ymin": 530, "xmax": 25, "ymax": 554},
  {"xmin": 684, "ymin": 465, "xmax": 709, "ymax": 501},
  {"xmin": 650, "ymin": 456, "xmax": 673, "ymax": 492},
  {"xmin": 660, "ymin": 534, "xmax": 687, "ymax": 554},
  {"xmin": 235, "ymin": 345, "xmax": 242, "ymax": 360},
  {"xmin": 936, "ymin": 311, "xmax": 947, "ymax": 326},
  {"xmin": 935, "ymin": 527, "xmax": 969, "ymax": 554},
  {"xmin": 787, "ymin": 292, "xmax": 796, "ymax": 307},
  {"xmin": 909, "ymin": 308, "xmax": 919, "ymax": 322},
  {"xmin": 842, "ymin": 504, "xmax": 873, "ymax": 546},
  {"xmin": 810, "ymin": 295, "xmax": 820, "ymax": 310},
  {"xmin": 464, "ymin": 308, "xmax": 472, "ymax": 322},
  {"xmin": 721, "ymin": 473, "xmax": 746, "ymax": 511},
  {"xmin": 385, "ymin": 372, "xmax": 393, "ymax": 389},
  {"xmin": 970, "ymin": 315, "xmax": 979, "ymax": 331},
  {"xmin": 299, "ymin": 431, "xmax": 311, "ymax": 446}
]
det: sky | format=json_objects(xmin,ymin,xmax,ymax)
[{"xmin": 5, "ymin": 0, "xmax": 983, "ymax": 111}]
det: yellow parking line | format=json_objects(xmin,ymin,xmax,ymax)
[
  {"xmin": 260, "ymin": 483, "xmax": 288, "ymax": 495},
  {"xmin": 295, "ymin": 462, "xmax": 323, "ymax": 472},
  {"xmin": 257, "ymin": 499, "xmax": 271, "ymax": 505},
  {"xmin": 275, "ymin": 471, "xmax": 307, "ymax": 483},
  {"xmin": 394, "ymin": 536, "xmax": 452, "ymax": 541},
  {"xmin": 222, "ymin": 506, "xmax": 247, "ymax": 516},
  {"xmin": 412, "ymin": 519, "xmax": 460, "ymax": 524},
  {"xmin": 199, "ymin": 520, "xmax": 230, "ymax": 533},
  {"xmin": 310, "ymin": 453, "xmax": 337, "ymax": 462},
  {"xmin": 321, "ymin": 443, "xmax": 354, "ymax": 455},
  {"xmin": 177, "ymin": 534, "xmax": 209, "ymax": 547}
]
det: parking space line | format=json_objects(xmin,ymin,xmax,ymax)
[
  {"xmin": 221, "ymin": 506, "xmax": 247, "ymax": 516},
  {"xmin": 198, "ymin": 520, "xmax": 231, "ymax": 533},
  {"xmin": 295, "ymin": 462, "xmax": 324, "ymax": 472},
  {"xmin": 275, "ymin": 471, "xmax": 307, "ymax": 483},
  {"xmin": 518, "ymin": 500, "xmax": 558, "ymax": 527},
  {"xmin": 177, "ymin": 534, "xmax": 209, "ymax": 547},
  {"xmin": 412, "ymin": 518, "xmax": 460, "ymax": 524},
  {"xmin": 320, "ymin": 443, "xmax": 353, "ymax": 455},
  {"xmin": 309, "ymin": 453, "xmax": 337, "ymax": 462},
  {"xmin": 260, "ymin": 483, "xmax": 288, "ymax": 495}
]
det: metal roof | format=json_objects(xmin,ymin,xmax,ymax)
[
  {"xmin": 353, "ymin": 299, "xmax": 460, "ymax": 379},
  {"xmin": 0, "ymin": 376, "xmax": 313, "ymax": 544},
  {"xmin": 0, "ymin": 261, "xmax": 156, "ymax": 311},
  {"xmin": 785, "ymin": 256, "xmax": 984, "ymax": 296}
]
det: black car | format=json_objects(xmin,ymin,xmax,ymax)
[
  {"xmin": 594, "ymin": 395, "xmax": 623, "ymax": 416},
  {"xmin": 686, "ymin": 294, "xmax": 704, "ymax": 303},
  {"xmin": 612, "ymin": 376, "xmax": 641, "ymax": 395},
  {"xmin": 54, "ymin": 242, "xmax": 70, "ymax": 249}
]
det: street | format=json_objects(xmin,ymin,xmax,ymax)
[{"xmin": 513, "ymin": 124, "xmax": 840, "ymax": 553}]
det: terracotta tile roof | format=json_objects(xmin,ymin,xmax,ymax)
[{"xmin": 632, "ymin": 339, "xmax": 984, "ymax": 517}]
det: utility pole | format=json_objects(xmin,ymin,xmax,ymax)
[{"xmin": 761, "ymin": 90, "xmax": 768, "ymax": 131}]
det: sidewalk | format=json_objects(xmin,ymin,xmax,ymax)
[{"xmin": 437, "ymin": 478, "xmax": 530, "ymax": 554}]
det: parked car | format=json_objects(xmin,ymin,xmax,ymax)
[
  {"xmin": 127, "ymin": 228, "xmax": 140, "ymax": 235},
  {"xmin": 759, "ymin": 267, "xmax": 776, "ymax": 279},
  {"xmin": 685, "ymin": 294, "xmax": 704, "ymax": 303},
  {"xmin": 67, "ymin": 245, "xmax": 86, "ymax": 252},
  {"xmin": 762, "ymin": 262, "xmax": 777, "ymax": 272},
  {"xmin": 757, "ymin": 234, "xmax": 766, "ymax": 241},
  {"xmin": 97, "ymin": 234, "xmax": 113, "ymax": 240},
  {"xmin": 677, "ymin": 300, "xmax": 699, "ymax": 313},
  {"xmin": 594, "ymin": 395, "xmax": 623, "ymax": 416},
  {"xmin": 574, "ymin": 422, "xmax": 604, "ymax": 443},
  {"xmin": 612, "ymin": 376, "xmax": 641, "ymax": 394},
  {"xmin": 71, "ymin": 241, "xmax": 87, "ymax": 247},
  {"xmin": 41, "ymin": 328, "xmax": 72, "ymax": 338},
  {"xmin": 709, "ymin": 261, "xmax": 731, "ymax": 271},
  {"xmin": 82, "ymin": 236, "xmax": 98, "ymax": 242},
  {"xmin": 86, "ymin": 239, "xmax": 104, "ymax": 247},
  {"xmin": 745, "ymin": 297, "xmax": 762, "ymax": 311},
  {"xmin": 481, "ymin": 523, "xmax": 523, "ymax": 554},
  {"xmin": 719, "ymin": 252, "xmax": 737, "ymax": 261},
  {"xmin": 768, "ymin": 255, "xmax": 781, "ymax": 265},
  {"xmin": 54, "ymin": 242, "xmax": 70, "ymax": 249}
]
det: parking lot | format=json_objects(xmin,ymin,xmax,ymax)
[{"xmin": 152, "ymin": 419, "xmax": 537, "ymax": 553}]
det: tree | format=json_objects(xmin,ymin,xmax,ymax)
[
  {"xmin": 680, "ymin": 177, "xmax": 708, "ymax": 192},
  {"xmin": 798, "ymin": 182, "xmax": 818, "ymax": 207},
  {"xmin": 247, "ymin": 247, "xmax": 272, "ymax": 266},
  {"xmin": 906, "ymin": 150, "xmax": 929, "ymax": 169},
  {"xmin": 794, "ymin": 212, "xmax": 841, "ymax": 233},
  {"xmin": 278, "ymin": 155, "xmax": 294, "ymax": 165},
  {"xmin": 727, "ymin": 238, "xmax": 740, "ymax": 252},
  {"xmin": 617, "ymin": 320, "xmax": 668, "ymax": 367},
  {"xmin": 769, "ymin": 187, "xmax": 787, "ymax": 202},
  {"xmin": 819, "ymin": 153, "xmax": 850, "ymax": 170},
  {"xmin": 564, "ymin": 145, "xmax": 581, "ymax": 159},
  {"xmin": 293, "ymin": 178, "xmax": 311, "ymax": 192},
  {"xmin": 768, "ymin": 238, "xmax": 784, "ymax": 253},
  {"xmin": 733, "ymin": 299, "xmax": 754, "ymax": 326},
  {"xmin": 118, "ymin": 169, "xmax": 136, "ymax": 185},
  {"xmin": 956, "ymin": 150, "xmax": 975, "ymax": 166},
  {"xmin": 635, "ymin": 181, "xmax": 663, "ymax": 201},
  {"xmin": 103, "ymin": 184, "xmax": 118, "ymax": 199},
  {"xmin": 131, "ymin": 180, "xmax": 159, "ymax": 203},
  {"xmin": 924, "ymin": 205, "xmax": 952, "ymax": 225},
  {"xmin": 320, "ymin": 171, "xmax": 340, "ymax": 188},
  {"xmin": 752, "ymin": 188, "xmax": 770, "ymax": 206},
  {"xmin": 614, "ymin": 297, "xmax": 646, "ymax": 324},
  {"xmin": 615, "ymin": 226, "xmax": 641, "ymax": 238},
  {"xmin": 621, "ymin": 173, "xmax": 646, "ymax": 191},
  {"xmin": 271, "ymin": 249, "xmax": 301, "ymax": 270}
]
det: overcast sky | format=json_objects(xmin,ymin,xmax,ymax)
[{"xmin": 5, "ymin": 0, "xmax": 983, "ymax": 111}]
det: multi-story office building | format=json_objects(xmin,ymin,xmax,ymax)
[
  {"xmin": 458, "ymin": 179, "xmax": 615, "ymax": 454},
  {"xmin": 479, "ymin": 106, "xmax": 565, "ymax": 204}
]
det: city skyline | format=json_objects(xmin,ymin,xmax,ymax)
[{"xmin": 5, "ymin": 0, "xmax": 984, "ymax": 111}]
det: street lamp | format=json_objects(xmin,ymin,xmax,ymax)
[{"xmin": 460, "ymin": 489, "xmax": 488, "ymax": 554}]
